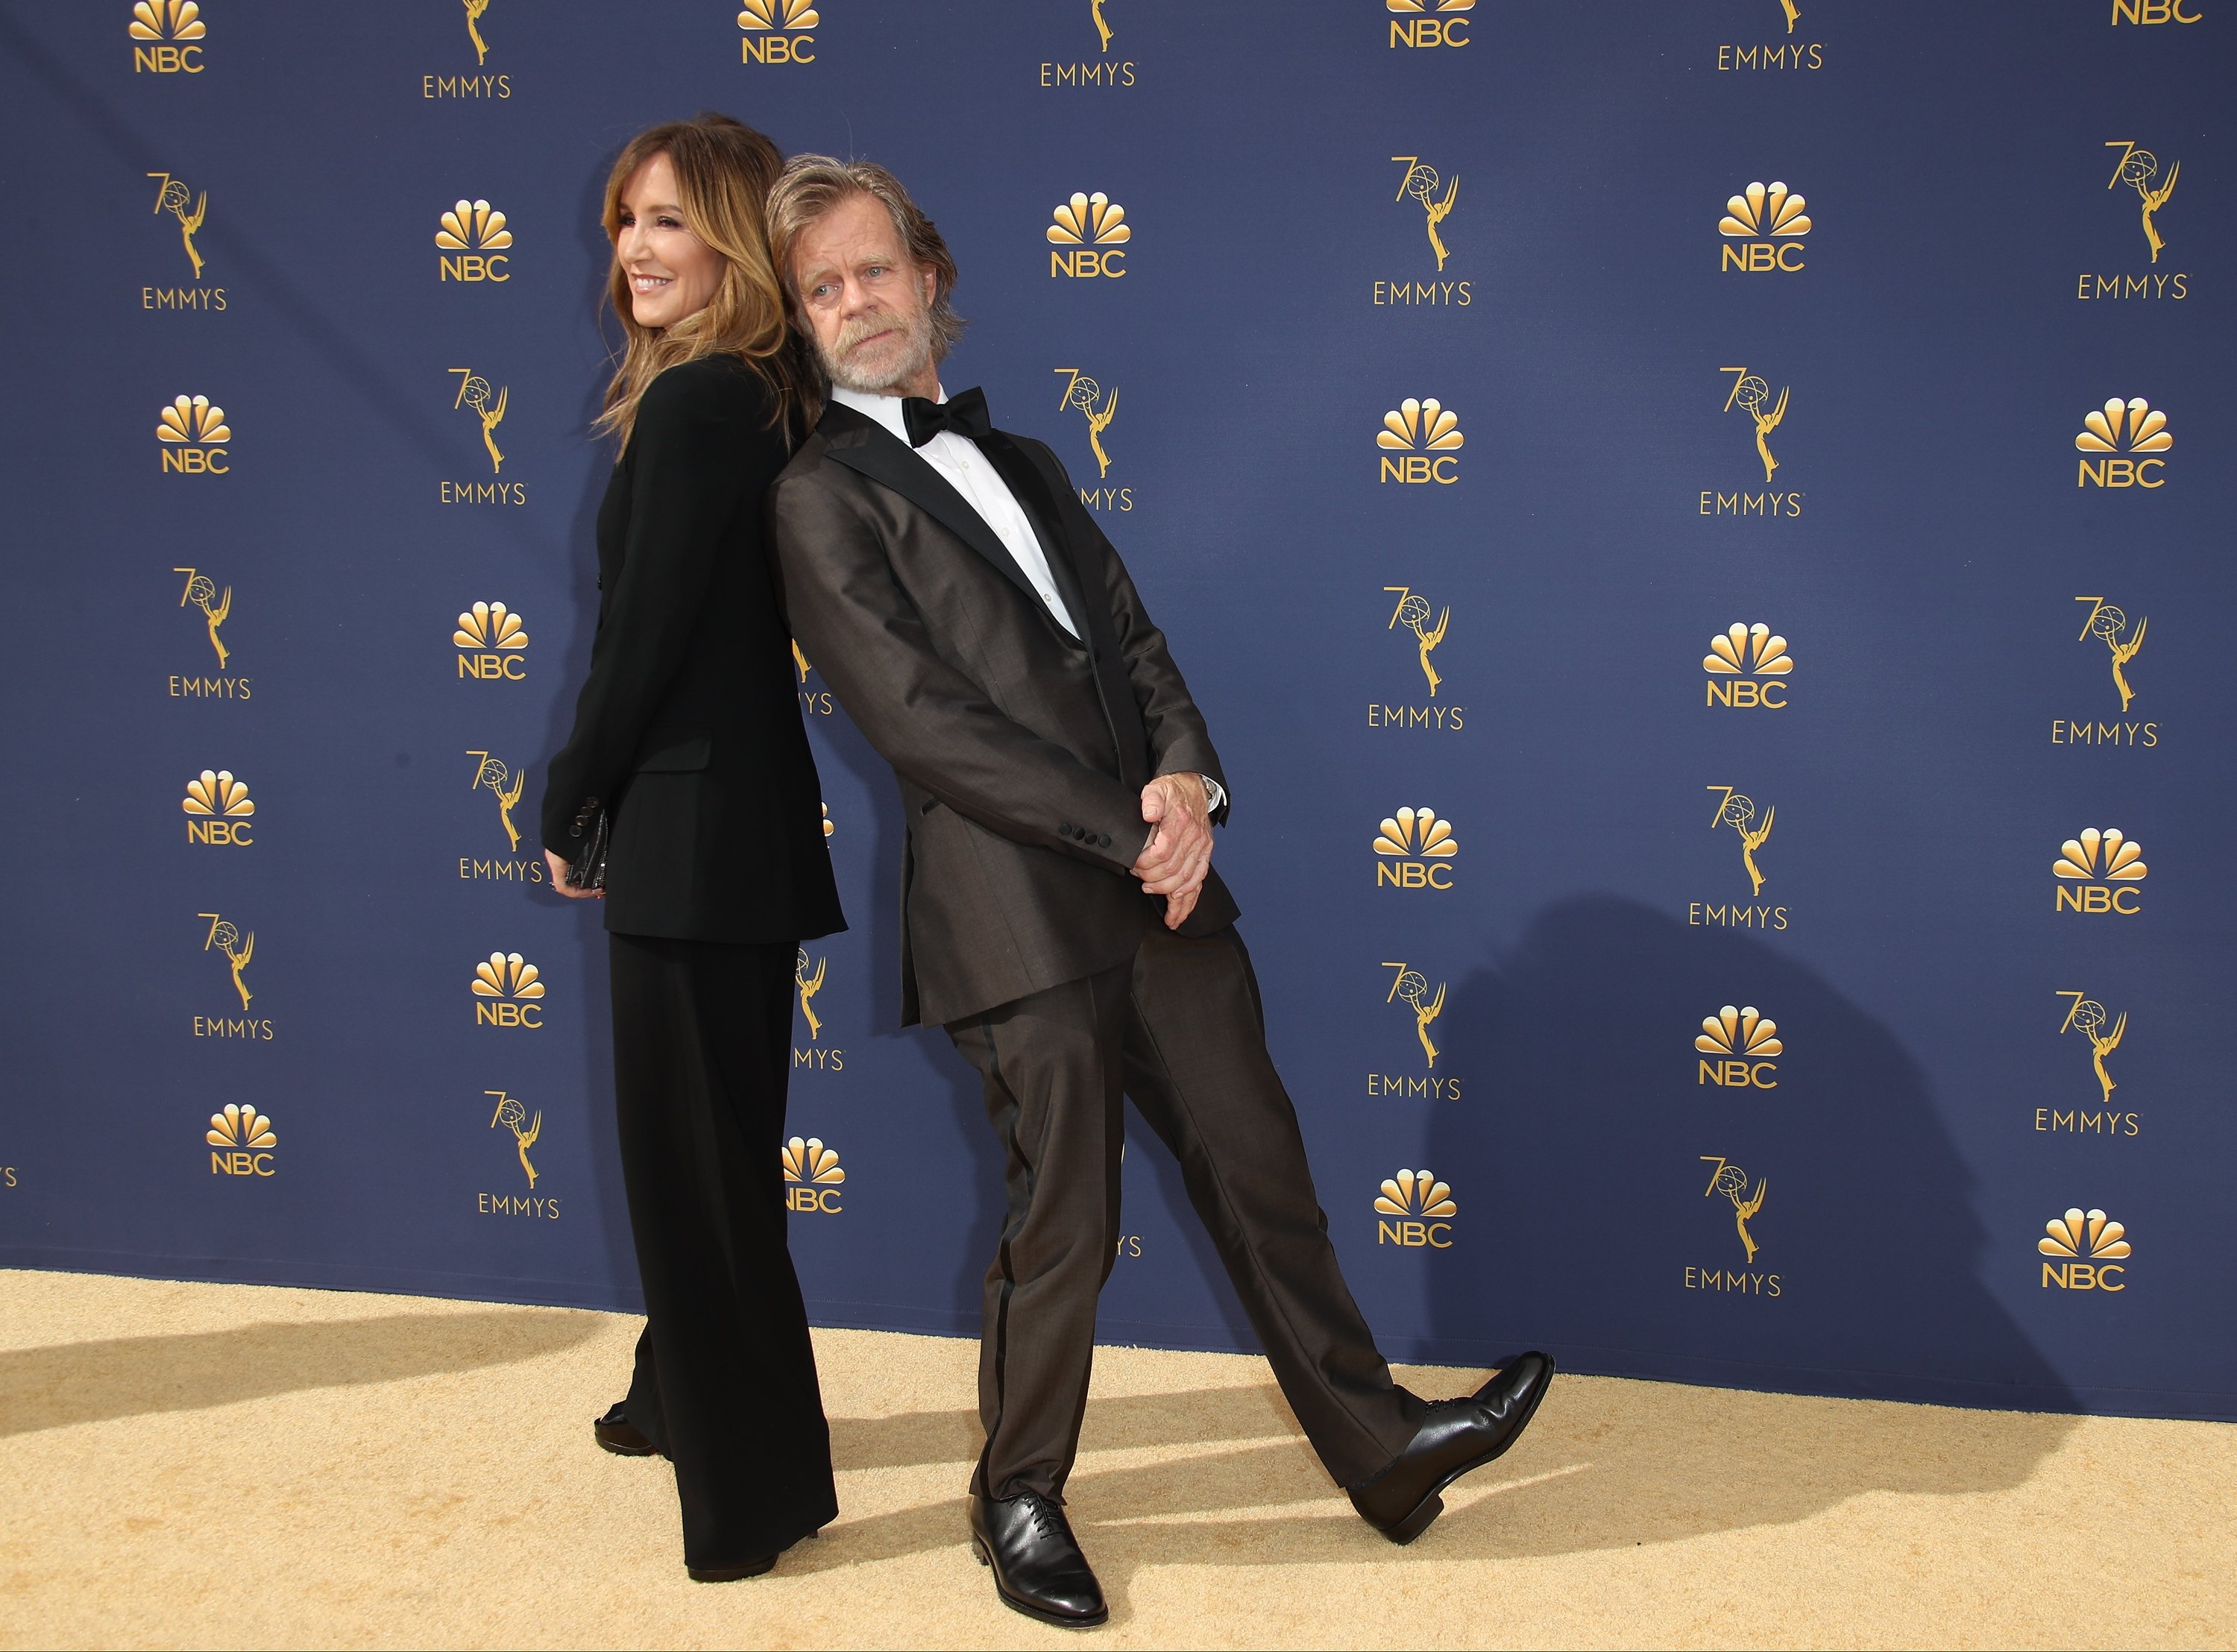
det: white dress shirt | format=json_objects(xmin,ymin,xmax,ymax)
[
  {"xmin": 828, "ymin": 383, "xmax": 1226, "ymax": 817},
  {"xmin": 830, "ymin": 384, "xmax": 1078, "ymax": 639}
]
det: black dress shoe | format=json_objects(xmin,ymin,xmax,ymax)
[
  {"xmin": 1349, "ymin": 1351, "xmax": 1556, "ymax": 1545},
  {"xmin": 687, "ymin": 1553, "xmax": 778, "ymax": 1583},
  {"xmin": 592, "ymin": 1402, "xmax": 658, "ymax": 1457},
  {"xmin": 969, "ymin": 1492, "xmax": 1109, "ymax": 1629}
]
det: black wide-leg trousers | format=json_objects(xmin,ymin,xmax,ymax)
[
  {"xmin": 608, "ymin": 931, "xmax": 836, "ymax": 1569},
  {"xmin": 945, "ymin": 923, "xmax": 1424, "ymax": 1503}
]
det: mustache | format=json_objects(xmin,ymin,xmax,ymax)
[{"xmin": 832, "ymin": 309, "xmax": 916, "ymax": 356}]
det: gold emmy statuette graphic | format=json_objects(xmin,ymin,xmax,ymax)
[
  {"xmin": 488, "ymin": 1090, "xmax": 541, "ymax": 1188},
  {"xmin": 1391, "ymin": 158, "xmax": 1459, "ymax": 271},
  {"xmin": 2107, "ymin": 142, "xmax": 2179, "ymax": 263},
  {"xmin": 1702, "ymin": 1156, "xmax": 1766, "ymax": 1264},
  {"xmin": 1054, "ymin": 368, "xmax": 1118, "ymax": 478},
  {"xmin": 1384, "ymin": 962, "xmax": 1446, "ymax": 1068},
  {"xmin": 1720, "ymin": 367, "xmax": 1789, "ymax": 484},
  {"xmin": 148, "ymin": 172, "xmax": 207, "ymax": 279},
  {"xmin": 450, "ymin": 369, "xmax": 508, "ymax": 475},
  {"xmin": 1385, "ymin": 587, "xmax": 1449, "ymax": 696},
  {"xmin": 467, "ymin": 752, "xmax": 526, "ymax": 851},
  {"xmin": 2074, "ymin": 597, "xmax": 2145, "ymax": 711},
  {"xmin": 176, "ymin": 568, "xmax": 231, "ymax": 667},
  {"xmin": 1374, "ymin": 1168, "xmax": 1456, "ymax": 1248},
  {"xmin": 462, "ymin": 0, "xmax": 491, "ymax": 65},
  {"xmin": 792, "ymin": 640, "xmax": 813, "ymax": 684},
  {"xmin": 1707, "ymin": 786, "xmax": 1773, "ymax": 896},
  {"xmin": 130, "ymin": 1, "xmax": 206, "ymax": 42},
  {"xmin": 783, "ymin": 1136, "xmax": 845, "ymax": 1212},
  {"xmin": 2057, "ymin": 991, "xmax": 2127, "ymax": 1106},
  {"xmin": 1778, "ymin": 0, "xmax": 1801, "ymax": 33},
  {"xmin": 201, "ymin": 912, "xmax": 254, "ymax": 1011},
  {"xmin": 1091, "ymin": 0, "xmax": 1113, "ymax": 51},
  {"xmin": 796, "ymin": 948, "xmax": 827, "ymax": 1040}
]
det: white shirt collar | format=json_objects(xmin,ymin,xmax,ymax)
[{"xmin": 831, "ymin": 382, "xmax": 943, "ymax": 448}]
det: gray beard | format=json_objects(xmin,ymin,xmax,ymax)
[{"xmin": 820, "ymin": 309, "xmax": 934, "ymax": 395}]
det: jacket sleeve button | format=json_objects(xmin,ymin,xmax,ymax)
[{"xmin": 1098, "ymin": 833, "xmax": 1112, "ymax": 848}]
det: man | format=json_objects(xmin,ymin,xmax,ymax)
[{"xmin": 766, "ymin": 158, "xmax": 1553, "ymax": 1630}]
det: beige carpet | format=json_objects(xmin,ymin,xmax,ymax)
[{"xmin": 0, "ymin": 1270, "xmax": 2230, "ymax": 1650}]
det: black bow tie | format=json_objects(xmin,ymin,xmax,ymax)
[{"xmin": 901, "ymin": 386, "xmax": 991, "ymax": 448}]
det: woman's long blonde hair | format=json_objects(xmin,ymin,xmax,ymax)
[{"xmin": 595, "ymin": 113, "xmax": 810, "ymax": 446}]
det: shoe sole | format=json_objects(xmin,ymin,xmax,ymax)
[
  {"xmin": 687, "ymin": 1555, "xmax": 776, "ymax": 1583},
  {"xmin": 1381, "ymin": 1356, "xmax": 1559, "ymax": 1547},
  {"xmin": 595, "ymin": 1437, "xmax": 658, "ymax": 1457},
  {"xmin": 971, "ymin": 1536, "xmax": 1110, "ymax": 1629}
]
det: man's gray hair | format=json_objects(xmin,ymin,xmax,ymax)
[{"xmin": 767, "ymin": 155, "xmax": 967, "ymax": 359}]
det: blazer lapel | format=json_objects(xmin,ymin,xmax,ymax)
[
  {"xmin": 817, "ymin": 406, "xmax": 1050, "ymax": 616},
  {"xmin": 975, "ymin": 429, "xmax": 1101, "ymax": 658}
]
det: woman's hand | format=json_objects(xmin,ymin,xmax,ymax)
[{"xmin": 547, "ymin": 848, "xmax": 602, "ymax": 898}]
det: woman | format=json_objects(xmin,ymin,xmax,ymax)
[{"xmin": 541, "ymin": 113, "xmax": 844, "ymax": 1583}]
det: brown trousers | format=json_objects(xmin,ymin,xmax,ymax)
[{"xmin": 946, "ymin": 923, "xmax": 1423, "ymax": 1501}]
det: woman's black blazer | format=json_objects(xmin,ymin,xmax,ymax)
[{"xmin": 541, "ymin": 356, "xmax": 845, "ymax": 945}]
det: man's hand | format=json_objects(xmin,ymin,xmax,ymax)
[
  {"xmin": 545, "ymin": 848, "xmax": 602, "ymax": 899},
  {"xmin": 1132, "ymin": 773, "xmax": 1213, "ymax": 930}
]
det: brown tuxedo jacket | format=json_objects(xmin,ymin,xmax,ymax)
[{"xmin": 769, "ymin": 400, "xmax": 1236, "ymax": 1027}]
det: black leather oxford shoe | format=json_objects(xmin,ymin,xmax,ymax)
[
  {"xmin": 969, "ymin": 1492, "xmax": 1109, "ymax": 1629},
  {"xmin": 1349, "ymin": 1352, "xmax": 1556, "ymax": 1544},
  {"xmin": 591, "ymin": 1402, "xmax": 658, "ymax": 1457}
]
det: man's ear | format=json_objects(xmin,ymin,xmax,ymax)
[{"xmin": 919, "ymin": 264, "xmax": 938, "ymax": 310}]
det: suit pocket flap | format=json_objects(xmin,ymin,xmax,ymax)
[{"xmin": 633, "ymin": 737, "xmax": 711, "ymax": 774}]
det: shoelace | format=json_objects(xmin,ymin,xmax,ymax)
[{"xmin": 1017, "ymin": 1494, "xmax": 1069, "ymax": 1543}]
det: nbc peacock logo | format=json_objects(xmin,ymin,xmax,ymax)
[
  {"xmin": 783, "ymin": 1136, "xmax": 845, "ymax": 1212},
  {"xmin": 157, "ymin": 394, "xmax": 230, "ymax": 474},
  {"xmin": 131, "ymin": 1, "xmax": 206, "ymax": 72},
  {"xmin": 2075, "ymin": 398, "xmax": 2171, "ymax": 489},
  {"xmin": 1374, "ymin": 805, "xmax": 1457, "ymax": 890},
  {"xmin": 739, "ymin": 0, "xmax": 819, "ymax": 65},
  {"xmin": 1703, "ymin": 622, "xmax": 1792, "ymax": 710},
  {"xmin": 2039, "ymin": 1206, "xmax": 2130, "ymax": 1291},
  {"xmin": 1048, "ymin": 192, "xmax": 1130, "ymax": 279},
  {"xmin": 207, "ymin": 1103, "xmax": 274, "ymax": 1177},
  {"xmin": 2054, "ymin": 827, "xmax": 2147, "ymax": 915},
  {"xmin": 1696, "ymin": 1005, "xmax": 1781, "ymax": 1089},
  {"xmin": 182, "ymin": 769, "xmax": 254, "ymax": 846},
  {"xmin": 1718, "ymin": 180, "xmax": 1810, "ymax": 273},
  {"xmin": 1386, "ymin": 0, "xmax": 1472, "ymax": 51},
  {"xmin": 437, "ymin": 199, "xmax": 512, "ymax": 283},
  {"xmin": 455, "ymin": 601, "xmax": 527, "ymax": 681},
  {"xmin": 472, "ymin": 951, "xmax": 545, "ymax": 1028},
  {"xmin": 1377, "ymin": 398, "xmax": 1463, "ymax": 485},
  {"xmin": 1374, "ymin": 1167, "xmax": 1456, "ymax": 1247}
]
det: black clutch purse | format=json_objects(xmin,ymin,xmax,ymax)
[{"xmin": 563, "ymin": 810, "xmax": 610, "ymax": 892}]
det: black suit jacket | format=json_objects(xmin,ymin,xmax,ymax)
[
  {"xmin": 769, "ymin": 400, "xmax": 1236, "ymax": 1027},
  {"xmin": 542, "ymin": 356, "xmax": 844, "ymax": 945}
]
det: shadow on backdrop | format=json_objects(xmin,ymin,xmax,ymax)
[
  {"xmin": 1426, "ymin": 895, "xmax": 2080, "ymax": 1415},
  {"xmin": 0, "ymin": 1309, "xmax": 603, "ymax": 1438}
]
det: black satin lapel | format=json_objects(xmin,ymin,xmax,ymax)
[
  {"xmin": 825, "ymin": 426, "xmax": 1045, "ymax": 611},
  {"xmin": 977, "ymin": 432, "xmax": 1104, "ymax": 658}
]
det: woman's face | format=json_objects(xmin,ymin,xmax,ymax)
[{"xmin": 614, "ymin": 153, "xmax": 724, "ymax": 329}]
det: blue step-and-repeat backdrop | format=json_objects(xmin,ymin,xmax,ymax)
[{"xmin": 1, "ymin": 0, "xmax": 2230, "ymax": 1419}]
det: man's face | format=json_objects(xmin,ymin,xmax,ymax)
[{"xmin": 790, "ymin": 192, "xmax": 940, "ymax": 395}]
